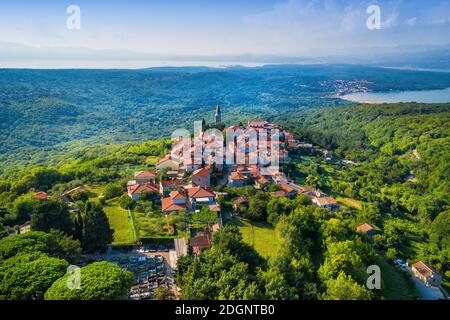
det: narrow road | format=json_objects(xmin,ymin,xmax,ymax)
[
  {"xmin": 413, "ymin": 148, "xmax": 421, "ymax": 160},
  {"xmin": 128, "ymin": 209, "xmax": 137, "ymax": 242}
]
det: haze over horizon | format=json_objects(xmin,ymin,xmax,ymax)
[{"xmin": 1, "ymin": 0, "xmax": 450, "ymax": 68}]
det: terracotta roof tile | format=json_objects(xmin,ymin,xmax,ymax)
[
  {"xmin": 128, "ymin": 182, "xmax": 159, "ymax": 195},
  {"xmin": 162, "ymin": 197, "xmax": 186, "ymax": 212},
  {"xmin": 134, "ymin": 171, "xmax": 156, "ymax": 178},
  {"xmin": 412, "ymin": 261, "xmax": 438, "ymax": 278},
  {"xmin": 356, "ymin": 223, "xmax": 375, "ymax": 233},
  {"xmin": 187, "ymin": 186, "xmax": 215, "ymax": 198}
]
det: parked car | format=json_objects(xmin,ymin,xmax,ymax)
[{"xmin": 394, "ymin": 259, "xmax": 406, "ymax": 267}]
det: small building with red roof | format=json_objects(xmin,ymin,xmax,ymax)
[
  {"xmin": 34, "ymin": 191, "xmax": 48, "ymax": 200},
  {"xmin": 156, "ymin": 156, "xmax": 180, "ymax": 172},
  {"xmin": 191, "ymin": 166, "xmax": 211, "ymax": 188},
  {"xmin": 134, "ymin": 171, "xmax": 156, "ymax": 184},
  {"xmin": 356, "ymin": 223, "xmax": 376, "ymax": 236},
  {"xmin": 312, "ymin": 196, "xmax": 339, "ymax": 211},
  {"xmin": 190, "ymin": 233, "xmax": 211, "ymax": 256},
  {"xmin": 411, "ymin": 261, "xmax": 442, "ymax": 287},
  {"xmin": 127, "ymin": 182, "xmax": 160, "ymax": 201},
  {"xmin": 159, "ymin": 179, "xmax": 184, "ymax": 195},
  {"xmin": 279, "ymin": 183, "xmax": 298, "ymax": 198},
  {"xmin": 186, "ymin": 186, "xmax": 216, "ymax": 207},
  {"xmin": 228, "ymin": 171, "xmax": 247, "ymax": 187},
  {"xmin": 162, "ymin": 196, "xmax": 186, "ymax": 214}
]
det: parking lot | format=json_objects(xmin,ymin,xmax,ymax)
[{"xmin": 85, "ymin": 244, "xmax": 177, "ymax": 300}]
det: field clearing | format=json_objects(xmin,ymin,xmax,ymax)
[
  {"xmin": 336, "ymin": 197, "xmax": 363, "ymax": 210},
  {"xmin": 85, "ymin": 184, "xmax": 105, "ymax": 200},
  {"xmin": 103, "ymin": 199, "xmax": 135, "ymax": 245},
  {"xmin": 231, "ymin": 217, "xmax": 279, "ymax": 258}
]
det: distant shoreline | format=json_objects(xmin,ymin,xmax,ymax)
[{"xmin": 340, "ymin": 87, "xmax": 450, "ymax": 104}]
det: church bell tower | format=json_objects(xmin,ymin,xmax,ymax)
[{"xmin": 214, "ymin": 104, "xmax": 221, "ymax": 125}]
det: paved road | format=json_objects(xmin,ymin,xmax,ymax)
[{"xmin": 412, "ymin": 277, "xmax": 444, "ymax": 300}]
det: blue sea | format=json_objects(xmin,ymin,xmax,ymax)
[{"xmin": 341, "ymin": 87, "xmax": 450, "ymax": 104}]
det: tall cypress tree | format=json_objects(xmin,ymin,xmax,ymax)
[
  {"xmin": 74, "ymin": 210, "xmax": 83, "ymax": 243},
  {"xmin": 82, "ymin": 202, "xmax": 113, "ymax": 252}
]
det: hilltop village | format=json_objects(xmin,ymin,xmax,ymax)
[{"xmin": 125, "ymin": 106, "xmax": 340, "ymax": 256}]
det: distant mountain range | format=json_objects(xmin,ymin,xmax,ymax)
[{"xmin": 1, "ymin": 41, "xmax": 449, "ymax": 70}]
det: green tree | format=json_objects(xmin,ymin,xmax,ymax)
[
  {"xmin": 70, "ymin": 190, "xmax": 89, "ymax": 203},
  {"xmin": 30, "ymin": 199, "xmax": 74, "ymax": 236},
  {"xmin": 322, "ymin": 272, "xmax": 373, "ymax": 300},
  {"xmin": 10, "ymin": 194, "xmax": 39, "ymax": 224},
  {"xmin": 82, "ymin": 202, "xmax": 113, "ymax": 252},
  {"xmin": 267, "ymin": 197, "xmax": 295, "ymax": 225},
  {"xmin": 0, "ymin": 231, "xmax": 50, "ymax": 259},
  {"xmin": 0, "ymin": 231, "xmax": 81, "ymax": 263},
  {"xmin": 45, "ymin": 262, "xmax": 133, "ymax": 300},
  {"xmin": 119, "ymin": 194, "xmax": 135, "ymax": 209},
  {"xmin": 0, "ymin": 252, "xmax": 68, "ymax": 300},
  {"xmin": 31, "ymin": 167, "xmax": 63, "ymax": 190},
  {"xmin": 245, "ymin": 192, "xmax": 268, "ymax": 221},
  {"xmin": 318, "ymin": 240, "xmax": 368, "ymax": 284},
  {"xmin": 104, "ymin": 183, "xmax": 124, "ymax": 199},
  {"xmin": 47, "ymin": 229, "xmax": 82, "ymax": 264}
]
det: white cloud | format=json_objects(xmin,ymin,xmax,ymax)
[
  {"xmin": 405, "ymin": 17, "xmax": 417, "ymax": 26},
  {"xmin": 382, "ymin": 13, "xmax": 399, "ymax": 28}
]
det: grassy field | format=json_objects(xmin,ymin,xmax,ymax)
[
  {"xmin": 336, "ymin": 197, "xmax": 363, "ymax": 210},
  {"xmin": 230, "ymin": 217, "xmax": 279, "ymax": 258},
  {"xmin": 378, "ymin": 258, "xmax": 417, "ymax": 300},
  {"xmin": 103, "ymin": 199, "xmax": 136, "ymax": 245},
  {"xmin": 85, "ymin": 184, "xmax": 105, "ymax": 202}
]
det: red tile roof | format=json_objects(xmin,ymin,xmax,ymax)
[
  {"xmin": 34, "ymin": 191, "xmax": 48, "ymax": 199},
  {"xmin": 315, "ymin": 196, "xmax": 337, "ymax": 206},
  {"xmin": 227, "ymin": 125, "xmax": 243, "ymax": 131},
  {"xmin": 280, "ymin": 183, "xmax": 296, "ymax": 194},
  {"xmin": 127, "ymin": 182, "xmax": 159, "ymax": 195},
  {"xmin": 162, "ymin": 197, "xmax": 186, "ymax": 212},
  {"xmin": 187, "ymin": 186, "xmax": 215, "ymax": 198},
  {"xmin": 258, "ymin": 176, "xmax": 269, "ymax": 184},
  {"xmin": 412, "ymin": 261, "xmax": 438, "ymax": 278},
  {"xmin": 169, "ymin": 190, "xmax": 186, "ymax": 200},
  {"xmin": 248, "ymin": 121, "xmax": 269, "ymax": 126},
  {"xmin": 134, "ymin": 171, "xmax": 156, "ymax": 178},
  {"xmin": 356, "ymin": 223, "xmax": 375, "ymax": 233},
  {"xmin": 160, "ymin": 179, "xmax": 184, "ymax": 187},
  {"xmin": 190, "ymin": 234, "xmax": 211, "ymax": 249},
  {"xmin": 192, "ymin": 166, "xmax": 210, "ymax": 178},
  {"xmin": 230, "ymin": 171, "xmax": 246, "ymax": 180},
  {"xmin": 232, "ymin": 197, "xmax": 248, "ymax": 206}
]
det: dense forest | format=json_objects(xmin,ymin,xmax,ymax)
[
  {"xmin": 3, "ymin": 65, "xmax": 450, "ymax": 173},
  {"xmin": 0, "ymin": 101, "xmax": 448, "ymax": 300},
  {"xmin": 278, "ymin": 103, "xmax": 449, "ymax": 275}
]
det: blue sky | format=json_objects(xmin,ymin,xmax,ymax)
[{"xmin": 0, "ymin": 0, "xmax": 449, "ymax": 57}]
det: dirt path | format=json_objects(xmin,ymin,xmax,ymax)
[{"xmin": 413, "ymin": 148, "xmax": 421, "ymax": 160}]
